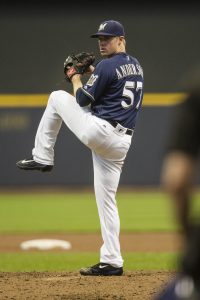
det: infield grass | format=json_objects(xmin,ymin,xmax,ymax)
[
  {"xmin": 0, "ymin": 189, "xmax": 200, "ymax": 271},
  {"xmin": 0, "ymin": 252, "xmax": 179, "ymax": 272},
  {"xmin": 0, "ymin": 191, "xmax": 180, "ymax": 233}
]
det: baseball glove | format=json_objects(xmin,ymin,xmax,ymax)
[{"xmin": 64, "ymin": 52, "xmax": 95, "ymax": 82}]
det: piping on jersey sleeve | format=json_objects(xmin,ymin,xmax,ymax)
[{"xmin": 76, "ymin": 87, "xmax": 95, "ymax": 107}]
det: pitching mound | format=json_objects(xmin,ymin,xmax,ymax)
[
  {"xmin": 0, "ymin": 232, "xmax": 181, "ymax": 299},
  {"xmin": 0, "ymin": 270, "xmax": 176, "ymax": 299}
]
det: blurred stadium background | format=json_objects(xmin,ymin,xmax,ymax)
[
  {"xmin": 0, "ymin": 2, "xmax": 200, "ymax": 188},
  {"xmin": 1, "ymin": 7, "xmax": 200, "ymax": 298}
]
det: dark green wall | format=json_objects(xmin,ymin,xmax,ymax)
[
  {"xmin": 0, "ymin": 106, "xmax": 174, "ymax": 186},
  {"xmin": 1, "ymin": 3, "xmax": 200, "ymax": 93},
  {"xmin": 0, "ymin": 3, "xmax": 200, "ymax": 186}
]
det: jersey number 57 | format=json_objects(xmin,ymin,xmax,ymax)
[{"xmin": 121, "ymin": 81, "xmax": 143, "ymax": 109}]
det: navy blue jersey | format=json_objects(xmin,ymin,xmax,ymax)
[{"xmin": 76, "ymin": 52, "xmax": 144, "ymax": 129}]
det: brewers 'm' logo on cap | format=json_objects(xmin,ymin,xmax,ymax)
[
  {"xmin": 90, "ymin": 20, "xmax": 125, "ymax": 38},
  {"xmin": 98, "ymin": 23, "xmax": 107, "ymax": 31}
]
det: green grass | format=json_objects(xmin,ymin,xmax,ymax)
[
  {"xmin": 0, "ymin": 190, "xmax": 200, "ymax": 272},
  {"xmin": 0, "ymin": 252, "xmax": 179, "ymax": 272},
  {"xmin": 0, "ymin": 191, "xmax": 182, "ymax": 233}
]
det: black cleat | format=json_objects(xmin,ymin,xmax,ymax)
[
  {"xmin": 80, "ymin": 263, "xmax": 123, "ymax": 276},
  {"xmin": 16, "ymin": 158, "xmax": 53, "ymax": 172}
]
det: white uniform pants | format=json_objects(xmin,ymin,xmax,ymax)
[{"xmin": 32, "ymin": 90, "xmax": 132, "ymax": 267}]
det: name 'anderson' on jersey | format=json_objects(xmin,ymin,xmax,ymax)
[{"xmin": 76, "ymin": 52, "xmax": 144, "ymax": 130}]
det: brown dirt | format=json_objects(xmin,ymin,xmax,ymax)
[
  {"xmin": 0, "ymin": 270, "xmax": 176, "ymax": 300},
  {"xmin": 0, "ymin": 232, "xmax": 183, "ymax": 252},
  {"xmin": 0, "ymin": 232, "xmax": 181, "ymax": 299}
]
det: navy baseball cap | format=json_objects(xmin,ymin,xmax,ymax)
[{"xmin": 91, "ymin": 20, "xmax": 125, "ymax": 38}]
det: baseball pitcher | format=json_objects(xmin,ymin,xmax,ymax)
[{"xmin": 16, "ymin": 20, "xmax": 144, "ymax": 276}]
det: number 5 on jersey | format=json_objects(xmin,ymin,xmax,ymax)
[{"xmin": 121, "ymin": 81, "xmax": 143, "ymax": 109}]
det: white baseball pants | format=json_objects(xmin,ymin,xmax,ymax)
[{"xmin": 32, "ymin": 90, "xmax": 132, "ymax": 267}]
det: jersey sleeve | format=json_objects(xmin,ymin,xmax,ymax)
[
  {"xmin": 76, "ymin": 87, "xmax": 94, "ymax": 107},
  {"xmin": 80, "ymin": 59, "xmax": 112, "ymax": 103}
]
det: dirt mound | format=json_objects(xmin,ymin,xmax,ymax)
[
  {"xmin": 0, "ymin": 232, "xmax": 180, "ymax": 299},
  {"xmin": 0, "ymin": 271, "xmax": 175, "ymax": 300}
]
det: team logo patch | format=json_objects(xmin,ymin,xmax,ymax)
[
  {"xmin": 86, "ymin": 74, "xmax": 98, "ymax": 86},
  {"xmin": 98, "ymin": 22, "xmax": 107, "ymax": 31}
]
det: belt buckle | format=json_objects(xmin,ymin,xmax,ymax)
[{"xmin": 114, "ymin": 123, "xmax": 127, "ymax": 136}]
